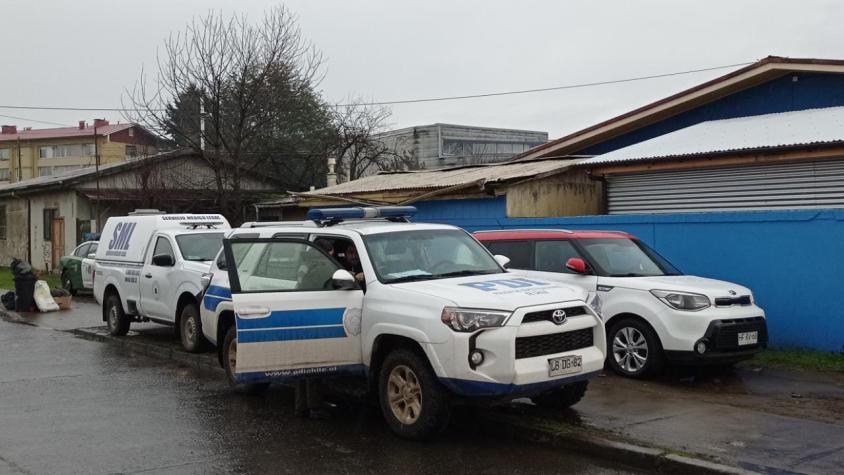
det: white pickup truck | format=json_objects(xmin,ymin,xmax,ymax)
[
  {"xmin": 200, "ymin": 207, "xmax": 606, "ymax": 440},
  {"xmin": 93, "ymin": 212, "xmax": 230, "ymax": 352}
]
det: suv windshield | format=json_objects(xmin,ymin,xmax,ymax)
[
  {"xmin": 577, "ymin": 238, "xmax": 681, "ymax": 277},
  {"xmin": 176, "ymin": 233, "xmax": 225, "ymax": 262},
  {"xmin": 364, "ymin": 229, "xmax": 503, "ymax": 283}
]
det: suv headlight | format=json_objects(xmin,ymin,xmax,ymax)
[
  {"xmin": 650, "ymin": 290, "xmax": 710, "ymax": 311},
  {"xmin": 441, "ymin": 307, "xmax": 511, "ymax": 332}
]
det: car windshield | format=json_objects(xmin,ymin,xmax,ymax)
[
  {"xmin": 176, "ymin": 233, "xmax": 225, "ymax": 262},
  {"xmin": 577, "ymin": 238, "xmax": 681, "ymax": 277},
  {"xmin": 364, "ymin": 229, "xmax": 504, "ymax": 283}
]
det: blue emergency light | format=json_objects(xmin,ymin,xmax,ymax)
[{"xmin": 307, "ymin": 206, "xmax": 417, "ymax": 223}]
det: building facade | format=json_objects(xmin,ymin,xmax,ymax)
[
  {"xmin": 0, "ymin": 120, "xmax": 158, "ymax": 183},
  {"xmin": 375, "ymin": 123, "xmax": 547, "ymax": 171}
]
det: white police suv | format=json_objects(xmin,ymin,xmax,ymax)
[{"xmin": 200, "ymin": 207, "xmax": 606, "ymax": 439}]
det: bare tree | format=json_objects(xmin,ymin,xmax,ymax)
[
  {"xmin": 331, "ymin": 99, "xmax": 418, "ymax": 182},
  {"xmin": 125, "ymin": 6, "xmax": 330, "ymax": 221}
]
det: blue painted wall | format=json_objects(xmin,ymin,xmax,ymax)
[
  {"xmin": 413, "ymin": 201, "xmax": 844, "ymax": 352},
  {"xmin": 581, "ymin": 73, "xmax": 844, "ymax": 155}
]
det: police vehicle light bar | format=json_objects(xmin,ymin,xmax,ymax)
[
  {"xmin": 180, "ymin": 221, "xmax": 225, "ymax": 229},
  {"xmin": 307, "ymin": 206, "xmax": 417, "ymax": 223}
]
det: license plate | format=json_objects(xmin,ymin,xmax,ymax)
[
  {"xmin": 548, "ymin": 355, "xmax": 583, "ymax": 377},
  {"xmin": 737, "ymin": 331, "xmax": 758, "ymax": 346}
]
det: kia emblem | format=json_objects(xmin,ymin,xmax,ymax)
[{"xmin": 551, "ymin": 309, "xmax": 567, "ymax": 325}]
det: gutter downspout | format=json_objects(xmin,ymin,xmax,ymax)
[{"xmin": 26, "ymin": 196, "xmax": 31, "ymax": 264}]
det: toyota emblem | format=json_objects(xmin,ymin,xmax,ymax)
[
  {"xmin": 728, "ymin": 290, "xmax": 737, "ymax": 296},
  {"xmin": 551, "ymin": 309, "xmax": 567, "ymax": 325}
]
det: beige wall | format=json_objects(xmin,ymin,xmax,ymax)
[
  {"xmin": 0, "ymin": 197, "xmax": 29, "ymax": 267},
  {"xmin": 505, "ymin": 170, "xmax": 603, "ymax": 218}
]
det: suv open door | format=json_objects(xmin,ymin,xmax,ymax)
[{"xmin": 222, "ymin": 238, "xmax": 365, "ymax": 383}]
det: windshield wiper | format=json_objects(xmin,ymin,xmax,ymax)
[
  {"xmin": 386, "ymin": 274, "xmax": 436, "ymax": 284},
  {"xmin": 432, "ymin": 269, "xmax": 499, "ymax": 279}
]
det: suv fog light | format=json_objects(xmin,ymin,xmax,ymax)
[
  {"xmin": 469, "ymin": 350, "xmax": 484, "ymax": 366},
  {"xmin": 695, "ymin": 340, "xmax": 708, "ymax": 355}
]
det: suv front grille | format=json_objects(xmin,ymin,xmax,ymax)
[
  {"xmin": 515, "ymin": 328, "xmax": 593, "ymax": 359},
  {"xmin": 714, "ymin": 295, "xmax": 752, "ymax": 307},
  {"xmin": 522, "ymin": 306, "xmax": 587, "ymax": 324}
]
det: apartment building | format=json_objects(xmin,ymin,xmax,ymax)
[{"xmin": 0, "ymin": 119, "xmax": 158, "ymax": 183}]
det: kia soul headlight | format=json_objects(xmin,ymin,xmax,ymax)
[
  {"xmin": 441, "ymin": 307, "xmax": 511, "ymax": 332},
  {"xmin": 650, "ymin": 290, "xmax": 710, "ymax": 311}
]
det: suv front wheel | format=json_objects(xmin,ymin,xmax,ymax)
[
  {"xmin": 378, "ymin": 348, "xmax": 450, "ymax": 440},
  {"xmin": 606, "ymin": 317, "xmax": 663, "ymax": 378}
]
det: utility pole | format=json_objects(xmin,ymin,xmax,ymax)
[
  {"xmin": 16, "ymin": 136, "xmax": 22, "ymax": 182},
  {"xmin": 94, "ymin": 123, "xmax": 100, "ymax": 233}
]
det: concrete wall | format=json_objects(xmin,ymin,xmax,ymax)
[
  {"xmin": 0, "ymin": 197, "xmax": 29, "ymax": 266},
  {"xmin": 412, "ymin": 207, "xmax": 844, "ymax": 352}
]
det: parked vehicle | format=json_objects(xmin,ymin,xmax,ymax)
[
  {"xmin": 200, "ymin": 207, "xmax": 606, "ymax": 440},
  {"xmin": 475, "ymin": 229, "xmax": 767, "ymax": 378},
  {"xmin": 59, "ymin": 241, "xmax": 99, "ymax": 295},
  {"xmin": 93, "ymin": 211, "xmax": 230, "ymax": 352}
]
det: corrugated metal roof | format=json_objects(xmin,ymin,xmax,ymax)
[
  {"xmin": 305, "ymin": 158, "xmax": 578, "ymax": 196},
  {"xmin": 0, "ymin": 123, "xmax": 134, "ymax": 143},
  {"xmin": 581, "ymin": 106, "xmax": 844, "ymax": 166}
]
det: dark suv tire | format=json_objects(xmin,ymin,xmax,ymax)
[
  {"xmin": 105, "ymin": 293, "xmax": 130, "ymax": 336},
  {"xmin": 222, "ymin": 325, "xmax": 269, "ymax": 395}
]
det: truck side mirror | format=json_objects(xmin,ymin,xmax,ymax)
[
  {"xmin": 566, "ymin": 257, "xmax": 588, "ymax": 274},
  {"xmin": 152, "ymin": 254, "xmax": 175, "ymax": 267},
  {"xmin": 494, "ymin": 255, "xmax": 511, "ymax": 268},
  {"xmin": 87, "ymin": 253, "xmax": 96, "ymax": 259},
  {"xmin": 331, "ymin": 269, "xmax": 357, "ymax": 290}
]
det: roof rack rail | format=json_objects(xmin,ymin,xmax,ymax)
[
  {"xmin": 239, "ymin": 221, "xmax": 317, "ymax": 228},
  {"xmin": 179, "ymin": 221, "xmax": 225, "ymax": 229},
  {"xmin": 474, "ymin": 228, "xmax": 574, "ymax": 234}
]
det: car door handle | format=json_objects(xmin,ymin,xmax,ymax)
[
  {"xmin": 238, "ymin": 306, "xmax": 271, "ymax": 317},
  {"xmin": 144, "ymin": 273, "xmax": 152, "ymax": 278}
]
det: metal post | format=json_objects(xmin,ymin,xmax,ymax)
[
  {"xmin": 16, "ymin": 137, "xmax": 22, "ymax": 182},
  {"xmin": 94, "ymin": 124, "xmax": 100, "ymax": 233}
]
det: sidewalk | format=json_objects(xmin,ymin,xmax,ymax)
[{"xmin": 3, "ymin": 297, "xmax": 843, "ymax": 474}]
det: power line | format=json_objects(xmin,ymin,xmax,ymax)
[
  {"xmin": 0, "ymin": 113, "xmax": 72, "ymax": 127},
  {"xmin": 0, "ymin": 61, "xmax": 753, "ymax": 114}
]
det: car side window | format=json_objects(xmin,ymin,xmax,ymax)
[
  {"xmin": 75, "ymin": 243, "xmax": 90, "ymax": 257},
  {"xmin": 151, "ymin": 237, "xmax": 175, "ymax": 264},
  {"xmin": 217, "ymin": 233, "xmax": 259, "ymax": 270},
  {"xmin": 484, "ymin": 241, "xmax": 532, "ymax": 269},
  {"xmin": 535, "ymin": 240, "xmax": 582, "ymax": 274},
  {"xmin": 88, "ymin": 243, "xmax": 98, "ymax": 255},
  {"xmin": 230, "ymin": 241, "xmax": 340, "ymax": 292}
]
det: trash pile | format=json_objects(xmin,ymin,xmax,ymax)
[{"xmin": 1, "ymin": 259, "xmax": 71, "ymax": 312}]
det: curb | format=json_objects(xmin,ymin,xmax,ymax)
[
  {"xmin": 69, "ymin": 327, "xmax": 224, "ymax": 375},
  {"xmin": 479, "ymin": 412, "xmax": 757, "ymax": 475},
  {"xmin": 23, "ymin": 319, "xmax": 754, "ymax": 475}
]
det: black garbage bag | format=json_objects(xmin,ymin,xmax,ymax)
[
  {"xmin": 1, "ymin": 291, "xmax": 15, "ymax": 311},
  {"xmin": 10, "ymin": 259, "xmax": 37, "ymax": 312},
  {"xmin": 50, "ymin": 288, "xmax": 70, "ymax": 298}
]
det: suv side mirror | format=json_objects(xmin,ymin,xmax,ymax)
[
  {"xmin": 87, "ymin": 253, "xmax": 96, "ymax": 259},
  {"xmin": 152, "ymin": 254, "xmax": 175, "ymax": 267},
  {"xmin": 331, "ymin": 269, "xmax": 357, "ymax": 290},
  {"xmin": 566, "ymin": 257, "xmax": 588, "ymax": 274},
  {"xmin": 494, "ymin": 255, "xmax": 511, "ymax": 268}
]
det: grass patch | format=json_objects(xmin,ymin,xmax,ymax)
[
  {"xmin": 747, "ymin": 348, "xmax": 844, "ymax": 373},
  {"xmin": 0, "ymin": 267, "xmax": 62, "ymax": 292}
]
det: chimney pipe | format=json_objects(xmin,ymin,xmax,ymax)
[
  {"xmin": 93, "ymin": 118, "xmax": 109, "ymax": 128},
  {"xmin": 1, "ymin": 125, "xmax": 17, "ymax": 134},
  {"xmin": 78, "ymin": 121, "xmax": 86, "ymax": 130}
]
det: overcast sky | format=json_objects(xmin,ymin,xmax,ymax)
[{"xmin": 2, "ymin": 0, "xmax": 843, "ymax": 139}]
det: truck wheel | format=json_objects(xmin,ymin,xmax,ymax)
[
  {"xmin": 222, "ymin": 325, "xmax": 269, "ymax": 395},
  {"xmin": 607, "ymin": 318, "xmax": 664, "ymax": 378},
  {"xmin": 62, "ymin": 272, "xmax": 77, "ymax": 296},
  {"xmin": 105, "ymin": 294, "xmax": 130, "ymax": 336},
  {"xmin": 378, "ymin": 348, "xmax": 450, "ymax": 440},
  {"xmin": 532, "ymin": 380, "xmax": 589, "ymax": 409},
  {"xmin": 179, "ymin": 303, "xmax": 207, "ymax": 353}
]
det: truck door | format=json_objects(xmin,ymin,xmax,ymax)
[
  {"xmin": 81, "ymin": 243, "xmax": 98, "ymax": 289},
  {"xmin": 139, "ymin": 235, "xmax": 176, "ymax": 319},
  {"xmin": 223, "ymin": 238, "xmax": 365, "ymax": 383}
]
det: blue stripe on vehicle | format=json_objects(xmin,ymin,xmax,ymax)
[
  {"xmin": 438, "ymin": 370, "xmax": 600, "ymax": 397},
  {"xmin": 202, "ymin": 294, "xmax": 230, "ymax": 311},
  {"xmin": 237, "ymin": 325, "xmax": 347, "ymax": 343},
  {"xmin": 236, "ymin": 308, "xmax": 345, "ymax": 330},
  {"xmin": 207, "ymin": 285, "xmax": 231, "ymax": 298},
  {"xmin": 235, "ymin": 363, "xmax": 366, "ymax": 383}
]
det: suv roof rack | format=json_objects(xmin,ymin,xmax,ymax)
[
  {"xmin": 180, "ymin": 221, "xmax": 226, "ymax": 229},
  {"xmin": 239, "ymin": 221, "xmax": 317, "ymax": 228},
  {"xmin": 307, "ymin": 206, "xmax": 417, "ymax": 227},
  {"xmin": 474, "ymin": 228, "xmax": 574, "ymax": 234}
]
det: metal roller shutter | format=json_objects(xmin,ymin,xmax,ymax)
[{"xmin": 606, "ymin": 159, "xmax": 844, "ymax": 214}]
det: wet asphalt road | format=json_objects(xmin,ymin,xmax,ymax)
[{"xmin": 0, "ymin": 320, "xmax": 640, "ymax": 475}]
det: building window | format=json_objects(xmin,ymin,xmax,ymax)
[
  {"xmin": 39, "ymin": 143, "xmax": 96, "ymax": 159},
  {"xmin": 0, "ymin": 205, "xmax": 6, "ymax": 240},
  {"xmin": 39, "ymin": 165, "xmax": 85, "ymax": 177},
  {"xmin": 43, "ymin": 208, "xmax": 57, "ymax": 241},
  {"xmin": 0, "ymin": 148, "xmax": 9, "ymax": 160},
  {"xmin": 128, "ymin": 128, "xmax": 134, "ymax": 137},
  {"xmin": 0, "ymin": 169, "xmax": 9, "ymax": 181}
]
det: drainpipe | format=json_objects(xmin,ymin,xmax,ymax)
[{"xmin": 26, "ymin": 196, "xmax": 31, "ymax": 264}]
